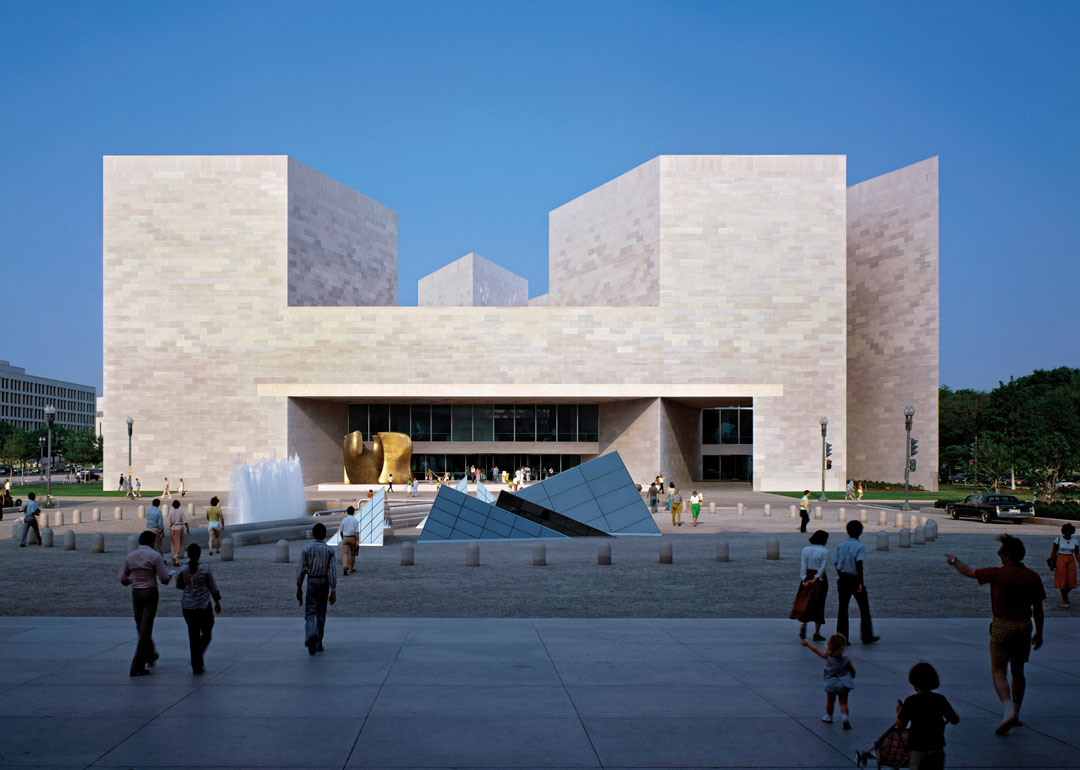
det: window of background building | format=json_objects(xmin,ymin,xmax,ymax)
[
  {"xmin": 578, "ymin": 405, "xmax": 598, "ymax": 442},
  {"xmin": 473, "ymin": 405, "xmax": 493, "ymax": 441},
  {"xmin": 493, "ymin": 405, "xmax": 514, "ymax": 441},
  {"xmin": 452, "ymin": 405, "xmax": 472, "ymax": 442},
  {"xmin": 430, "ymin": 405, "xmax": 451, "ymax": 441},
  {"xmin": 536, "ymin": 405, "xmax": 555, "ymax": 441},
  {"xmin": 557, "ymin": 405, "xmax": 577, "ymax": 441},
  {"xmin": 411, "ymin": 405, "xmax": 431, "ymax": 441},
  {"xmin": 701, "ymin": 407, "xmax": 753, "ymax": 445},
  {"xmin": 702, "ymin": 410, "xmax": 720, "ymax": 444},
  {"xmin": 390, "ymin": 404, "xmax": 411, "ymax": 435},
  {"xmin": 369, "ymin": 404, "xmax": 389, "ymax": 434},
  {"xmin": 515, "ymin": 405, "xmax": 535, "ymax": 442}
]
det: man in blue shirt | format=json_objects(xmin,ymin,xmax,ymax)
[
  {"xmin": 833, "ymin": 520, "xmax": 880, "ymax": 644},
  {"xmin": 18, "ymin": 492, "xmax": 40, "ymax": 546},
  {"xmin": 145, "ymin": 498, "xmax": 165, "ymax": 553}
]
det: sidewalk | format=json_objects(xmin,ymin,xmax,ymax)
[{"xmin": 1, "ymin": 616, "xmax": 1079, "ymax": 768}]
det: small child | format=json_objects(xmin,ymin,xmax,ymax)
[
  {"xmin": 895, "ymin": 662, "xmax": 959, "ymax": 769},
  {"xmin": 803, "ymin": 634, "xmax": 856, "ymax": 729}
]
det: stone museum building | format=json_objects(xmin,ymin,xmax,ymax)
[{"xmin": 101, "ymin": 154, "xmax": 938, "ymax": 491}]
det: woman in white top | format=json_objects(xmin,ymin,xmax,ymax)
[
  {"xmin": 790, "ymin": 530, "xmax": 831, "ymax": 641},
  {"xmin": 1049, "ymin": 523, "xmax": 1080, "ymax": 609}
]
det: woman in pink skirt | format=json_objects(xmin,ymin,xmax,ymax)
[
  {"xmin": 167, "ymin": 499, "xmax": 189, "ymax": 567},
  {"xmin": 1049, "ymin": 523, "xmax": 1080, "ymax": 609}
]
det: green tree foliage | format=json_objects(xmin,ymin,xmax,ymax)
[
  {"xmin": 63, "ymin": 428, "xmax": 103, "ymax": 467},
  {"xmin": 940, "ymin": 367, "xmax": 1080, "ymax": 501}
]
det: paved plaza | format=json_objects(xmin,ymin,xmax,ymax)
[{"xmin": 1, "ymin": 616, "xmax": 1079, "ymax": 768}]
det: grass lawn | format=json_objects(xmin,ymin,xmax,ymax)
[
  {"xmin": 768, "ymin": 486, "xmax": 1035, "ymax": 503},
  {"xmin": 3, "ymin": 482, "xmax": 162, "ymax": 499}
]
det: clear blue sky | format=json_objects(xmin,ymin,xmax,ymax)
[{"xmin": 0, "ymin": 1, "xmax": 1075, "ymax": 394}]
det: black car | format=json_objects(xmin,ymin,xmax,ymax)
[{"xmin": 946, "ymin": 494, "xmax": 1034, "ymax": 524}]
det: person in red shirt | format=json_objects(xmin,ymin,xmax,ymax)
[{"xmin": 946, "ymin": 534, "xmax": 1045, "ymax": 734}]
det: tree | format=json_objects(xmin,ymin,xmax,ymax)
[
  {"xmin": 974, "ymin": 434, "xmax": 1012, "ymax": 492},
  {"xmin": 64, "ymin": 428, "xmax": 103, "ymax": 467}
]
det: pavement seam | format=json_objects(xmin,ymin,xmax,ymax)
[
  {"xmin": 535, "ymin": 621, "xmax": 606, "ymax": 769},
  {"xmin": 340, "ymin": 624, "xmax": 409, "ymax": 769}
]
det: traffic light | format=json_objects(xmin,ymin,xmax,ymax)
[
  {"xmin": 909, "ymin": 438, "xmax": 919, "ymax": 457},
  {"xmin": 826, "ymin": 459, "xmax": 833, "ymax": 470},
  {"xmin": 825, "ymin": 443, "xmax": 833, "ymax": 458},
  {"xmin": 909, "ymin": 459, "xmax": 917, "ymax": 472},
  {"xmin": 969, "ymin": 442, "xmax": 976, "ymax": 456}
]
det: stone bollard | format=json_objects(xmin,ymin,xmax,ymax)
[
  {"xmin": 91, "ymin": 533, "xmax": 105, "ymax": 553},
  {"xmin": 814, "ymin": 506, "xmax": 823, "ymax": 520},
  {"xmin": 716, "ymin": 542, "xmax": 730, "ymax": 562},
  {"xmin": 790, "ymin": 504, "xmax": 797, "ymax": 519},
  {"xmin": 532, "ymin": 545, "xmax": 546, "ymax": 566},
  {"xmin": 220, "ymin": 538, "xmax": 234, "ymax": 561},
  {"xmin": 72, "ymin": 509, "xmax": 81, "ymax": 524},
  {"xmin": 878, "ymin": 511, "xmax": 887, "ymax": 526},
  {"xmin": 839, "ymin": 507, "xmax": 847, "ymax": 522},
  {"xmin": 899, "ymin": 528, "xmax": 911, "ymax": 548},
  {"xmin": 895, "ymin": 512, "xmax": 904, "ymax": 529},
  {"xmin": 41, "ymin": 527, "xmax": 54, "ymax": 547},
  {"xmin": 764, "ymin": 503, "xmax": 771, "ymax": 517},
  {"xmin": 925, "ymin": 519, "xmax": 939, "ymax": 541},
  {"xmin": 709, "ymin": 502, "xmax": 716, "ymax": 515},
  {"xmin": 127, "ymin": 534, "xmax": 139, "ymax": 553},
  {"xmin": 876, "ymin": 530, "xmax": 889, "ymax": 550},
  {"xmin": 766, "ymin": 538, "xmax": 780, "ymax": 560},
  {"xmin": 914, "ymin": 526, "xmax": 926, "ymax": 545},
  {"xmin": 12, "ymin": 521, "xmax": 19, "ymax": 540},
  {"xmin": 400, "ymin": 542, "xmax": 414, "ymax": 566},
  {"xmin": 138, "ymin": 505, "xmax": 145, "ymax": 519},
  {"xmin": 659, "ymin": 543, "xmax": 673, "ymax": 564},
  {"xmin": 63, "ymin": 530, "xmax": 76, "ymax": 550},
  {"xmin": 274, "ymin": 540, "xmax": 290, "ymax": 563},
  {"xmin": 465, "ymin": 543, "xmax": 480, "ymax": 567},
  {"xmin": 188, "ymin": 503, "xmax": 195, "ymax": 517},
  {"xmin": 737, "ymin": 503, "xmax": 744, "ymax": 517},
  {"xmin": 92, "ymin": 507, "xmax": 100, "ymax": 522},
  {"xmin": 114, "ymin": 506, "xmax": 122, "ymax": 520},
  {"xmin": 597, "ymin": 542, "xmax": 612, "ymax": 566},
  {"xmin": 909, "ymin": 516, "xmax": 918, "ymax": 532},
  {"xmin": 52, "ymin": 511, "xmax": 63, "ymax": 527},
  {"xmin": 860, "ymin": 509, "xmax": 867, "ymax": 523},
  {"xmin": 921, "ymin": 516, "xmax": 928, "ymax": 527}
]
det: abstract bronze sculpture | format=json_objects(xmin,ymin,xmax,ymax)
[{"xmin": 343, "ymin": 430, "xmax": 412, "ymax": 484}]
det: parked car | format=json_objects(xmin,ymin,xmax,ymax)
[
  {"xmin": 75, "ymin": 469, "xmax": 101, "ymax": 481},
  {"xmin": 946, "ymin": 494, "xmax": 1034, "ymax": 524}
]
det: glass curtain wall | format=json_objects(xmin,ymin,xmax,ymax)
[{"xmin": 348, "ymin": 403, "xmax": 601, "ymax": 443}]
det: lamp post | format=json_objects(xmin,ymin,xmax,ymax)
[
  {"xmin": 819, "ymin": 416, "xmax": 828, "ymax": 502},
  {"xmin": 126, "ymin": 416, "xmax": 134, "ymax": 498},
  {"xmin": 38, "ymin": 437, "xmax": 45, "ymax": 479},
  {"xmin": 902, "ymin": 405, "xmax": 915, "ymax": 511},
  {"xmin": 44, "ymin": 405, "xmax": 55, "ymax": 502}
]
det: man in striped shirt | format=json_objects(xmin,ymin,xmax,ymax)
[{"xmin": 296, "ymin": 522, "xmax": 337, "ymax": 655}]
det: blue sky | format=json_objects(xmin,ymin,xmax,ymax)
[{"xmin": 0, "ymin": 1, "xmax": 1075, "ymax": 394}]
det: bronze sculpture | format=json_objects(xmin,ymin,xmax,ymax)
[{"xmin": 343, "ymin": 430, "xmax": 413, "ymax": 484}]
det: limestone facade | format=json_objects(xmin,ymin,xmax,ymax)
[
  {"xmin": 418, "ymin": 253, "xmax": 528, "ymax": 307},
  {"xmin": 846, "ymin": 157, "xmax": 939, "ymax": 490},
  {"xmin": 101, "ymin": 154, "xmax": 937, "ymax": 492}
]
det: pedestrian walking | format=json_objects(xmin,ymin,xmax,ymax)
[
  {"xmin": 671, "ymin": 486, "xmax": 683, "ymax": 526},
  {"xmin": 690, "ymin": 490, "xmax": 703, "ymax": 526},
  {"xmin": 118, "ymin": 530, "xmax": 171, "ymax": 676},
  {"xmin": 802, "ymin": 634, "xmax": 856, "ymax": 729},
  {"xmin": 945, "ymin": 534, "xmax": 1045, "ymax": 734},
  {"xmin": 167, "ymin": 499, "xmax": 189, "ymax": 567},
  {"xmin": 790, "ymin": 530, "xmax": 830, "ymax": 641},
  {"xmin": 18, "ymin": 492, "xmax": 41, "ymax": 546},
  {"xmin": 135, "ymin": 478, "xmax": 141, "ymax": 497},
  {"xmin": 648, "ymin": 482, "xmax": 659, "ymax": 515},
  {"xmin": 179, "ymin": 478, "xmax": 186, "ymax": 497},
  {"xmin": 845, "ymin": 480, "xmax": 854, "ymax": 501},
  {"xmin": 206, "ymin": 496, "xmax": 225, "ymax": 555},
  {"xmin": 125, "ymin": 475, "xmax": 134, "ymax": 499},
  {"xmin": 145, "ymin": 498, "xmax": 165, "ymax": 553},
  {"xmin": 296, "ymin": 522, "xmax": 337, "ymax": 655},
  {"xmin": 175, "ymin": 543, "xmax": 222, "ymax": 674},
  {"xmin": 386, "ymin": 473, "xmax": 394, "ymax": 493},
  {"xmin": 339, "ymin": 505, "xmax": 359, "ymax": 575},
  {"xmin": 118, "ymin": 474, "xmax": 125, "ymax": 492},
  {"xmin": 799, "ymin": 490, "xmax": 811, "ymax": 533},
  {"xmin": 163, "ymin": 477, "xmax": 171, "ymax": 499},
  {"xmin": 857, "ymin": 482, "xmax": 864, "ymax": 502},
  {"xmin": 833, "ymin": 520, "xmax": 880, "ymax": 645},
  {"xmin": 1047, "ymin": 523, "xmax": 1079, "ymax": 609},
  {"xmin": 894, "ymin": 662, "xmax": 960, "ymax": 770},
  {"xmin": 666, "ymin": 482, "xmax": 675, "ymax": 512}
]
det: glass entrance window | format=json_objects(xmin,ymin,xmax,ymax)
[
  {"xmin": 390, "ymin": 404, "xmax": 411, "ymax": 435},
  {"xmin": 473, "ymin": 405, "xmax": 494, "ymax": 441},
  {"xmin": 557, "ymin": 405, "xmax": 577, "ymax": 441},
  {"xmin": 452, "ymin": 405, "xmax": 473, "ymax": 442},
  {"xmin": 430, "ymin": 405, "xmax": 451, "ymax": 441},
  {"xmin": 411, "ymin": 405, "xmax": 431, "ymax": 441},
  {"xmin": 536, "ymin": 405, "xmax": 555, "ymax": 442},
  {"xmin": 493, "ymin": 405, "xmax": 514, "ymax": 441},
  {"xmin": 578, "ymin": 404, "xmax": 599, "ymax": 442},
  {"xmin": 515, "ymin": 405, "xmax": 536, "ymax": 442},
  {"xmin": 702, "ymin": 406, "xmax": 753, "ymax": 445},
  {"xmin": 369, "ymin": 404, "xmax": 389, "ymax": 434}
]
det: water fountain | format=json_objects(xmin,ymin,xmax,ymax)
[{"xmin": 228, "ymin": 454, "xmax": 306, "ymax": 525}]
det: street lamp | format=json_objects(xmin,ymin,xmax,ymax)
[
  {"xmin": 819, "ymin": 416, "xmax": 829, "ymax": 502},
  {"xmin": 126, "ymin": 416, "xmax": 134, "ymax": 498},
  {"xmin": 44, "ymin": 405, "xmax": 56, "ymax": 503},
  {"xmin": 902, "ymin": 405, "xmax": 915, "ymax": 511}
]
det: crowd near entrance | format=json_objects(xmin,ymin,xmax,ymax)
[{"xmin": 410, "ymin": 454, "xmax": 581, "ymax": 482}]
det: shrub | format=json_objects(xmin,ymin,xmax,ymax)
[
  {"xmin": 854, "ymin": 479, "xmax": 924, "ymax": 492},
  {"xmin": 1034, "ymin": 501, "xmax": 1080, "ymax": 521}
]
